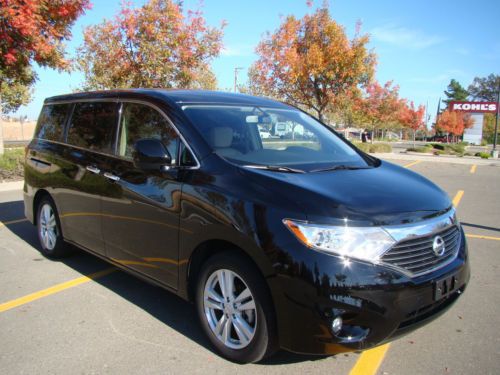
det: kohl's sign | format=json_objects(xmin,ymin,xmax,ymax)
[{"xmin": 449, "ymin": 101, "xmax": 497, "ymax": 113}]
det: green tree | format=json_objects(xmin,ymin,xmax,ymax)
[
  {"xmin": 0, "ymin": 0, "xmax": 90, "ymax": 154},
  {"xmin": 468, "ymin": 74, "xmax": 500, "ymax": 102},
  {"xmin": 443, "ymin": 79, "xmax": 469, "ymax": 106},
  {"xmin": 77, "ymin": 0, "xmax": 225, "ymax": 90}
]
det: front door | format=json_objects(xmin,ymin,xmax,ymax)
[{"xmin": 101, "ymin": 102, "xmax": 182, "ymax": 289}]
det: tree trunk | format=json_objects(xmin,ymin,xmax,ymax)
[
  {"xmin": 413, "ymin": 130, "xmax": 416, "ymax": 148},
  {"xmin": 0, "ymin": 90, "xmax": 4, "ymax": 156}
]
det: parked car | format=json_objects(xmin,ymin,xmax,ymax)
[
  {"xmin": 25, "ymin": 90, "xmax": 469, "ymax": 363},
  {"xmin": 259, "ymin": 130, "xmax": 271, "ymax": 139}
]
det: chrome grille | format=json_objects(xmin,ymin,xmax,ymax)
[{"xmin": 381, "ymin": 225, "xmax": 461, "ymax": 276}]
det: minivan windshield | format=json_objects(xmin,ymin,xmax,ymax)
[{"xmin": 182, "ymin": 105, "xmax": 371, "ymax": 172}]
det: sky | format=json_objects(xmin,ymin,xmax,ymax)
[{"xmin": 13, "ymin": 0, "xmax": 500, "ymax": 125}]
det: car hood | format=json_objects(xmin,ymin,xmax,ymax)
[{"xmin": 240, "ymin": 160, "xmax": 451, "ymax": 226}]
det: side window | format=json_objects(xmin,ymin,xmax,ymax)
[
  {"xmin": 67, "ymin": 102, "xmax": 119, "ymax": 153},
  {"xmin": 35, "ymin": 104, "xmax": 70, "ymax": 141},
  {"xmin": 118, "ymin": 102, "xmax": 179, "ymax": 162}
]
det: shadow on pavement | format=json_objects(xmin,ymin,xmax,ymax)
[
  {"xmin": 1, "ymin": 200, "xmax": 330, "ymax": 365},
  {"xmin": 461, "ymin": 222, "xmax": 500, "ymax": 233}
]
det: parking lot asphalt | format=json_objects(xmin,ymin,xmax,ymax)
[{"xmin": 1, "ymin": 158, "xmax": 499, "ymax": 374}]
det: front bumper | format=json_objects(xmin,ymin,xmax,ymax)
[{"xmin": 268, "ymin": 228, "xmax": 470, "ymax": 355}]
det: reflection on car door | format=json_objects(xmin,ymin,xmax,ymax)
[
  {"xmin": 57, "ymin": 101, "xmax": 120, "ymax": 256},
  {"xmin": 101, "ymin": 102, "xmax": 182, "ymax": 289}
]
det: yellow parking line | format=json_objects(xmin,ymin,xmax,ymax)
[
  {"xmin": 0, "ymin": 268, "xmax": 116, "ymax": 313},
  {"xmin": 404, "ymin": 160, "xmax": 422, "ymax": 168},
  {"xmin": 349, "ymin": 188, "xmax": 465, "ymax": 373},
  {"xmin": 349, "ymin": 344, "xmax": 390, "ymax": 375},
  {"xmin": 470, "ymin": 165, "xmax": 477, "ymax": 174},
  {"xmin": 452, "ymin": 190, "xmax": 464, "ymax": 207},
  {"xmin": 466, "ymin": 234, "xmax": 500, "ymax": 241},
  {"xmin": 0, "ymin": 217, "xmax": 29, "ymax": 228}
]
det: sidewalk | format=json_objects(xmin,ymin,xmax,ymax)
[
  {"xmin": 0, "ymin": 180, "xmax": 24, "ymax": 192},
  {"xmin": 372, "ymin": 152, "xmax": 500, "ymax": 166}
]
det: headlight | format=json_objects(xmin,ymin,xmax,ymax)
[{"xmin": 283, "ymin": 219, "xmax": 396, "ymax": 263}]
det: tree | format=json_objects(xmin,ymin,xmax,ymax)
[
  {"xmin": 0, "ymin": 0, "xmax": 90, "ymax": 154},
  {"xmin": 399, "ymin": 101, "xmax": 425, "ymax": 146},
  {"xmin": 443, "ymin": 79, "xmax": 469, "ymax": 106},
  {"xmin": 249, "ymin": 6, "xmax": 376, "ymax": 121},
  {"xmin": 468, "ymin": 74, "xmax": 500, "ymax": 101},
  {"xmin": 435, "ymin": 110, "xmax": 474, "ymax": 141},
  {"xmin": 77, "ymin": 0, "xmax": 225, "ymax": 90},
  {"xmin": 355, "ymin": 81, "xmax": 405, "ymax": 142}
]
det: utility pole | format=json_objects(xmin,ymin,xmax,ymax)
[
  {"xmin": 234, "ymin": 67, "xmax": 243, "ymax": 93},
  {"xmin": 492, "ymin": 83, "xmax": 500, "ymax": 158}
]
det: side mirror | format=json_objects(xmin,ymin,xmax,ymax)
[{"xmin": 133, "ymin": 139, "xmax": 172, "ymax": 171}]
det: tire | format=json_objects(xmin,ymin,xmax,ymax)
[
  {"xmin": 36, "ymin": 197, "xmax": 70, "ymax": 258},
  {"xmin": 195, "ymin": 251, "xmax": 278, "ymax": 363}
]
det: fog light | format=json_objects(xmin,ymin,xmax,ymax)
[{"xmin": 332, "ymin": 316, "xmax": 343, "ymax": 335}]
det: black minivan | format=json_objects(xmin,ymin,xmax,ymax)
[{"xmin": 24, "ymin": 89, "xmax": 469, "ymax": 363}]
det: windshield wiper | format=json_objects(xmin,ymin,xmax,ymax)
[
  {"xmin": 243, "ymin": 164, "xmax": 306, "ymax": 173},
  {"xmin": 310, "ymin": 165, "xmax": 372, "ymax": 173}
]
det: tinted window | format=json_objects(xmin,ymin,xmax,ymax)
[
  {"xmin": 67, "ymin": 102, "xmax": 119, "ymax": 153},
  {"xmin": 35, "ymin": 104, "xmax": 70, "ymax": 141},
  {"xmin": 117, "ymin": 103, "xmax": 179, "ymax": 161}
]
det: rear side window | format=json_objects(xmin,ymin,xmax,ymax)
[
  {"xmin": 35, "ymin": 104, "xmax": 71, "ymax": 141},
  {"xmin": 67, "ymin": 102, "xmax": 119, "ymax": 153},
  {"xmin": 117, "ymin": 102, "xmax": 179, "ymax": 161}
]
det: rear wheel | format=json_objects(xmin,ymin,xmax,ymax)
[
  {"xmin": 36, "ymin": 197, "xmax": 70, "ymax": 258},
  {"xmin": 195, "ymin": 252, "xmax": 277, "ymax": 363}
]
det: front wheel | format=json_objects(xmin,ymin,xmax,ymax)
[{"xmin": 195, "ymin": 252, "xmax": 277, "ymax": 363}]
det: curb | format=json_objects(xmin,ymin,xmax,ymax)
[
  {"xmin": 371, "ymin": 153, "xmax": 500, "ymax": 166},
  {"xmin": 0, "ymin": 180, "xmax": 24, "ymax": 192}
]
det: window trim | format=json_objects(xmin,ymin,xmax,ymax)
[{"xmin": 45, "ymin": 98, "xmax": 200, "ymax": 170}]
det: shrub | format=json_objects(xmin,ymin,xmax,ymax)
[
  {"xmin": 370, "ymin": 143, "xmax": 392, "ymax": 153},
  {"xmin": 447, "ymin": 144, "xmax": 465, "ymax": 154},
  {"xmin": 0, "ymin": 149, "xmax": 25, "ymax": 181},
  {"xmin": 353, "ymin": 142, "xmax": 392, "ymax": 153},
  {"xmin": 430, "ymin": 143, "xmax": 445, "ymax": 150},
  {"xmin": 407, "ymin": 146, "xmax": 432, "ymax": 153},
  {"xmin": 434, "ymin": 150, "xmax": 446, "ymax": 155},
  {"xmin": 479, "ymin": 152, "xmax": 490, "ymax": 159}
]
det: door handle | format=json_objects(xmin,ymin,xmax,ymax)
[
  {"xmin": 103, "ymin": 172, "xmax": 120, "ymax": 182},
  {"xmin": 86, "ymin": 165, "xmax": 101, "ymax": 174}
]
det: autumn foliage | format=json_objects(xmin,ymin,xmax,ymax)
[
  {"xmin": 249, "ymin": 6, "xmax": 376, "ymax": 121},
  {"xmin": 0, "ymin": 0, "xmax": 90, "ymax": 154},
  {"xmin": 77, "ymin": 0, "xmax": 225, "ymax": 90},
  {"xmin": 356, "ymin": 81, "xmax": 405, "ymax": 130},
  {"xmin": 0, "ymin": 0, "xmax": 91, "ymax": 72},
  {"xmin": 436, "ymin": 110, "xmax": 474, "ymax": 136}
]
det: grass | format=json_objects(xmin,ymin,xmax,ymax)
[
  {"xmin": 353, "ymin": 142, "xmax": 392, "ymax": 153},
  {"xmin": 407, "ymin": 143, "xmax": 468, "ymax": 156},
  {"xmin": 0, "ymin": 149, "xmax": 25, "ymax": 181}
]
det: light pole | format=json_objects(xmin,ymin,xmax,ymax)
[
  {"xmin": 234, "ymin": 67, "xmax": 243, "ymax": 93},
  {"xmin": 492, "ymin": 83, "xmax": 500, "ymax": 158}
]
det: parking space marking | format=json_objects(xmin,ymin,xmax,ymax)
[
  {"xmin": 348, "ymin": 344, "xmax": 390, "ymax": 375},
  {"xmin": 470, "ymin": 165, "xmax": 477, "ymax": 174},
  {"xmin": 0, "ymin": 268, "xmax": 116, "ymax": 313},
  {"xmin": 0, "ymin": 217, "xmax": 29, "ymax": 228},
  {"xmin": 348, "ymin": 187, "xmax": 467, "ymax": 375},
  {"xmin": 466, "ymin": 234, "xmax": 500, "ymax": 241},
  {"xmin": 452, "ymin": 190, "xmax": 464, "ymax": 207},
  {"xmin": 403, "ymin": 160, "xmax": 422, "ymax": 168}
]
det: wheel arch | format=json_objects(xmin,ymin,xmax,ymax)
[
  {"xmin": 32, "ymin": 189, "xmax": 52, "ymax": 225},
  {"xmin": 186, "ymin": 239, "xmax": 273, "ymax": 303}
]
